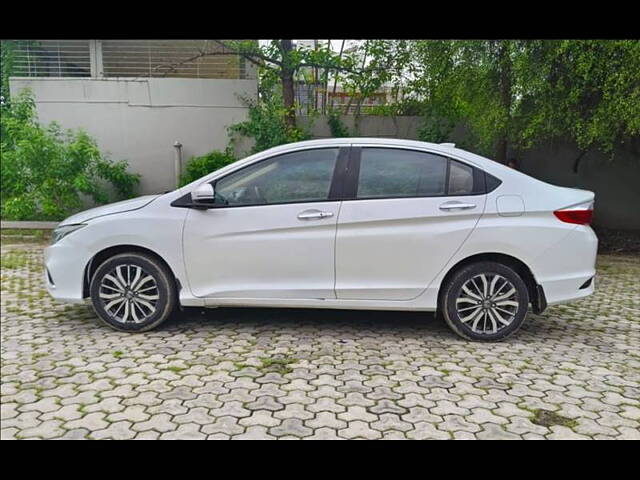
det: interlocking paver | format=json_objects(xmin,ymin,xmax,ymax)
[
  {"xmin": 338, "ymin": 420, "xmax": 382, "ymax": 440},
  {"xmin": 159, "ymin": 423, "xmax": 206, "ymax": 440},
  {"xmin": 64, "ymin": 413, "xmax": 109, "ymax": 432},
  {"xmin": 477, "ymin": 423, "xmax": 522, "ymax": 440},
  {"xmin": 239, "ymin": 410, "xmax": 282, "ymax": 428},
  {"xmin": 1, "ymin": 244, "xmax": 639, "ymax": 439},
  {"xmin": 233, "ymin": 426, "xmax": 275, "ymax": 440},
  {"xmin": 90, "ymin": 421, "xmax": 137, "ymax": 440},
  {"xmin": 406, "ymin": 422, "xmax": 450, "ymax": 440},
  {"xmin": 269, "ymin": 418, "xmax": 312, "ymax": 438}
]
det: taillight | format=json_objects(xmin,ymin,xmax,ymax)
[{"xmin": 553, "ymin": 209, "xmax": 593, "ymax": 225}]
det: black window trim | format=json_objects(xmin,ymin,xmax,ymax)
[
  {"xmin": 170, "ymin": 144, "xmax": 504, "ymax": 210},
  {"xmin": 342, "ymin": 146, "xmax": 493, "ymax": 202},
  {"xmin": 171, "ymin": 146, "xmax": 350, "ymax": 210}
]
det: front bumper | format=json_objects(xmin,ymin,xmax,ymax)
[{"xmin": 44, "ymin": 242, "xmax": 91, "ymax": 303}]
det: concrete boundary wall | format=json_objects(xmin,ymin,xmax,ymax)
[{"xmin": 10, "ymin": 77, "xmax": 258, "ymax": 196}]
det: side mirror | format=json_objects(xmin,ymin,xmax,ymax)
[{"xmin": 191, "ymin": 183, "xmax": 215, "ymax": 206}]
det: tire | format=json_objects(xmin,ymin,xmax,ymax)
[
  {"xmin": 440, "ymin": 261, "xmax": 529, "ymax": 342},
  {"xmin": 89, "ymin": 252, "xmax": 177, "ymax": 332}
]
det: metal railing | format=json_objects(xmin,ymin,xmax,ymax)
[
  {"xmin": 11, "ymin": 40, "xmax": 91, "ymax": 77},
  {"xmin": 10, "ymin": 40, "xmax": 252, "ymax": 80}
]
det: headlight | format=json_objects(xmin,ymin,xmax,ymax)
[{"xmin": 50, "ymin": 224, "xmax": 87, "ymax": 245}]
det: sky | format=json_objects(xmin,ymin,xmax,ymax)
[{"xmin": 258, "ymin": 40, "xmax": 361, "ymax": 52}]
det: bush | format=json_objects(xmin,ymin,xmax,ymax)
[
  {"xmin": 228, "ymin": 69, "xmax": 311, "ymax": 154},
  {"xmin": 229, "ymin": 98, "xmax": 310, "ymax": 154},
  {"xmin": 0, "ymin": 90, "xmax": 140, "ymax": 221},
  {"xmin": 179, "ymin": 149, "xmax": 237, "ymax": 187},
  {"xmin": 327, "ymin": 110, "xmax": 351, "ymax": 137}
]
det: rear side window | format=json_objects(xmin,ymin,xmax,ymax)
[
  {"xmin": 356, "ymin": 148, "xmax": 448, "ymax": 199},
  {"xmin": 448, "ymin": 160, "xmax": 474, "ymax": 195}
]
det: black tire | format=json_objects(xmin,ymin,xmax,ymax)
[
  {"xmin": 89, "ymin": 252, "xmax": 177, "ymax": 332},
  {"xmin": 440, "ymin": 261, "xmax": 529, "ymax": 342}
]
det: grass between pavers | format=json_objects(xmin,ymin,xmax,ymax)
[
  {"xmin": 0, "ymin": 252, "xmax": 30, "ymax": 269},
  {"xmin": 234, "ymin": 355, "xmax": 299, "ymax": 375},
  {"xmin": 1, "ymin": 228, "xmax": 52, "ymax": 245},
  {"xmin": 529, "ymin": 409, "xmax": 578, "ymax": 429}
]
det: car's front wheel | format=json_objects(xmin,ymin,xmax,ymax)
[
  {"xmin": 89, "ymin": 252, "xmax": 177, "ymax": 332},
  {"xmin": 440, "ymin": 261, "xmax": 529, "ymax": 341}
]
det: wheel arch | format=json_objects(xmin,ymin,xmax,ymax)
[
  {"xmin": 83, "ymin": 244, "xmax": 181, "ymax": 298},
  {"xmin": 437, "ymin": 252, "xmax": 545, "ymax": 313}
]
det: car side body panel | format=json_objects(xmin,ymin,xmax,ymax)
[{"xmin": 335, "ymin": 194, "xmax": 486, "ymax": 300}]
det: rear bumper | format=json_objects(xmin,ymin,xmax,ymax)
[
  {"xmin": 533, "ymin": 225, "xmax": 598, "ymax": 305},
  {"xmin": 540, "ymin": 273, "xmax": 595, "ymax": 305}
]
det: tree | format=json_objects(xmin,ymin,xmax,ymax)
[
  {"xmin": 403, "ymin": 40, "xmax": 522, "ymax": 162},
  {"xmin": 158, "ymin": 40, "xmax": 364, "ymax": 128},
  {"xmin": 393, "ymin": 40, "xmax": 640, "ymax": 165},
  {"xmin": 514, "ymin": 40, "xmax": 640, "ymax": 171}
]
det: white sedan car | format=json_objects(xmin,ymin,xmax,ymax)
[{"xmin": 44, "ymin": 138, "xmax": 597, "ymax": 341}]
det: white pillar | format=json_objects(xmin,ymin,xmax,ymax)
[{"xmin": 89, "ymin": 40, "xmax": 104, "ymax": 78}]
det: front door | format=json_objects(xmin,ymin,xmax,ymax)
[
  {"xmin": 335, "ymin": 147, "xmax": 486, "ymax": 300},
  {"xmin": 183, "ymin": 147, "xmax": 344, "ymax": 299}
]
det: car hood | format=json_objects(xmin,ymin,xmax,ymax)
[{"xmin": 59, "ymin": 195, "xmax": 161, "ymax": 226}]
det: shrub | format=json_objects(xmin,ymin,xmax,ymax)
[
  {"xmin": 327, "ymin": 110, "xmax": 351, "ymax": 138},
  {"xmin": 0, "ymin": 90, "xmax": 140, "ymax": 221},
  {"xmin": 178, "ymin": 149, "xmax": 237, "ymax": 187},
  {"xmin": 229, "ymin": 98, "xmax": 310, "ymax": 154},
  {"xmin": 228, "ymin": 69, "xmax": 311, "ymax": 154}
]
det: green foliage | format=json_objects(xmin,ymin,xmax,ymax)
[
  {"xmin": 179, "ymin": 148, "xmax": 236, "ymax": 186},
  {"xmin": 1, "ymin": 90, "xmax": 140, "ymax": 221},
  {"xmin": 1, "ymin": 40, "xmax": 16, "ymax": 108},
  {"xmin": 514, "ymin": 40, "xmax": 640, "ymax": 155},
  {"xmin": 229, "ymin": 69, "xmax": 311, "ymax": 153},
  {"xmin": 327, "ymin": 110, "xmax": 351, "ymax": 137},
  {"xmin": 368, "ymin": 98, "xmax": 425, "ymax": 117},
  {"xmin": 229, "ymin": 97, "xmax": 310, "ymax": 154},
  {"xmin": 383, "ymin": 40, "xmax": 640, "ymax": 159}
]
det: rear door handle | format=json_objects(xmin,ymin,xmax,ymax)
[
  {"xmin": 297, "ymin": 209, "xmax": 334, "ymax": 220},
  {"xmin": 439, "ymin": 201, "xmax": 476, "ymax": 211}
]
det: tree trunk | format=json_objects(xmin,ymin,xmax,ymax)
[
  {"xmin": 572, "ymin": 149, "xmax": 587, "ymax": 174},
  {"xmin": 279, "ymin": 40, "xmax": 296, "ymax": 129},
  {"xmin": 497, "ymin": 137, "xmax": 508, "ymax": 165},
  {"xmin": 496, "ymin": 41, "xmax": 512, "ymax": 164},
  {"xmin": 330, "ymin": 40, "xmax": 346, "ymax": 110}
]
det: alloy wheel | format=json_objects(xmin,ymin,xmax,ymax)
[
  {"xmin": 455, "ymin": 273, "xmax": 519, "ymax": 335},
  {"xmin": 98, "ymin": 264, "xmax": 159, "ymax": 324}
]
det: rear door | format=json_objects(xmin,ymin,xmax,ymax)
[{"xmin": 335, "ymin": 146, "xmax": 487, "ymax": 300}]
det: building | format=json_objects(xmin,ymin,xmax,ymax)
[{"xmin": 8, "ymin": 40, "xmax": 258, "ymax": 194}]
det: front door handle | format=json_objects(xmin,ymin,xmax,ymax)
[
  {"xmin": 439, "ymin": 201, "xmax": 477, "ymax": 211},
  {"xmin": 297, "ymin": 209, "xmax": 334, "ymax": 220}
]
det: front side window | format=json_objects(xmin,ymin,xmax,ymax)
[
  {"xmin": 356, "ymin": 148, "xmax": 448, "ymax": 199},
  {"xmin": 214, "ymin": 148, "xmax": 339, "ymax": 206}
]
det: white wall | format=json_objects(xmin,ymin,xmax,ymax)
[{"xmin": 10, "ymin": 77, "xmax": 257, "ymax": 194}]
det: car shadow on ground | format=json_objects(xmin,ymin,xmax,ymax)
[
  {"xmin": 155, "ymin": 305, "xmax": 610, "ymax": 348},
  {"xmin": 172, "ymin": 306, "xmax": 448, "ymax": 334}
]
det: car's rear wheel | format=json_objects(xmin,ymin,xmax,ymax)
[
  {"xmin": 89, "ymin": 252, "xmax": 176, "ymax": 332},
  {"xmin": 440, "ymin": 261, "xmax": 529, "ymax": 341}
]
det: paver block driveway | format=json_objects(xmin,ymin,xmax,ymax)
[{"xmin": 1, "ymin": 242, "xmax": 639, "ymax": 439}]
